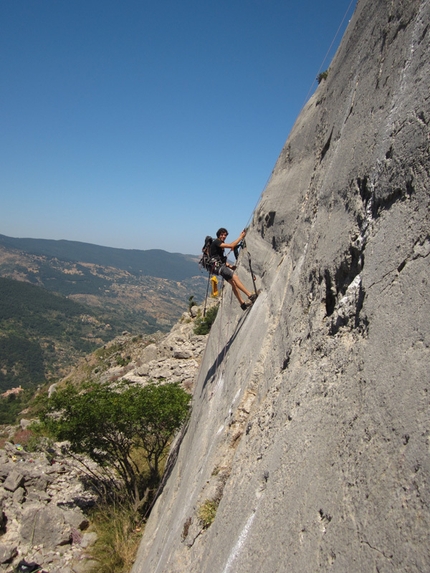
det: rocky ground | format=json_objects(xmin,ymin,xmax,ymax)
[
  {"xmin": 0, "ymin": 441, "xmax": 99, "ymax": 573},
  {"xmin": 0, "ymin": 298, "xmax": 217, "ymax": 572}
]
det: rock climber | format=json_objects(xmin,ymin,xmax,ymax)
[{"xmin": 209, "ymin": 228, "xmax": 258, "ymax": 310}]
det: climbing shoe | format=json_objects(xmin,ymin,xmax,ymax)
[
  {"xmin": 241, "ymin": 302, "xmax": 251, "ymax": 311},
  {"xmin": 248, "ymin": 292, "xmax": 259, "ymax": 303}
]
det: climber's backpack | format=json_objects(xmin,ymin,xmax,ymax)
[{"xmin": 199, "ymin": 236, "xmax": 215, "ymax": 273}]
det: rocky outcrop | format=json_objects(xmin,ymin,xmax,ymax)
[
  {"xmin": 131, "ymin": 1, "xmax": 430, "ymax": 572},
  {"xmin": 113, "ymin": 309, "xmax": 209, "ymax": 391},
  {"xmin": 77, "ymin": 302, "xmax": 212, "ymax": 392},
  {"xmin": 0, "ymin": 442, "xmax": 98, "ymax": 573}
]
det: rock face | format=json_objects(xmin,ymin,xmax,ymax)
[{"xmin": 131, "ymin": 1, "xmax": 430, "ymax": 572}]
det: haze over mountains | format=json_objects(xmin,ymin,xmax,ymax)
[
  {"xmin": 0, "ymin": 234, "xmax": 206, "ymax": 393},
  {"xmin": 0, "ymin": 234, "xmax": 200, "ymax": 280}
]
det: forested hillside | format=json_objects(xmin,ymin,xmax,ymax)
[
  {"xmin": 0, "ymin": 235, "xmax": 206, "ymax": 416},
  {"xmin": 0, "ymin": 277, "xmax": 123, "ymax": 393},
  {"xmin": 0, "ymin": 237, "xmax": 207, "ymax": 335}
]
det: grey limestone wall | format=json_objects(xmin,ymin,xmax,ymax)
[{"xmin": 132, "ymin": 0, "xmax": 430, "ymax": 571}]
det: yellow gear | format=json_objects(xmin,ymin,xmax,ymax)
[{"xmin": 211, "ymin": 276, "xmax": 219, "ymax": 297}]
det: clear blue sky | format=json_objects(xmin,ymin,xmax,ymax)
[{"xmin": 1, "ymin": 0, "xmax": 356, "ymax": 255}]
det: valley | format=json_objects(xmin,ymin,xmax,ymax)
[{"xmin": 0, "ymin": 236, "xmax": 207, "ymax": 395}]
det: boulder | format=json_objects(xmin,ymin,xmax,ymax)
[
  {"xmin": 60, "ymin": 507, "xmax": 89, "ymax": 531},
  {"xmin": 0, "ymin": 543, "xmax": 18, "ymax": 564},
  {"xmin": 80, "ymin": 531, "xmax": 98, "ymax": 548},
  {"xmin": 3, "ymin": 470, "xmax": 25, "ymax": 492},
  {"xmin": 19, "ymin": 419, "xmax": 33, "ymax": 430},
  {"xmin": 140, "ymin": 343, "xmax": 158, "ymax": 363},
  {"xmin": 20, "ymin": 504, "xmax": 72, "ymax": 549},
  {"xmin": 0, "ymin": 463, "xmax": 13, "ymax": 482},
  {"xmin": 12, "ymin": 487, "xmax": 25, "ymax": 504},
  {"xmin": 173, "ymin": 348, "xmax": 193, "ymax": 359}
]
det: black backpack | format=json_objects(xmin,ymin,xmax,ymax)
[{"xmin": 199, "ymin": 236, "xmax": 215, "ymax": 273}]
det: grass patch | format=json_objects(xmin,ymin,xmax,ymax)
[
  {"xmin": 87, "ymin": 502, "xmax": 144, "ymax": 573},
  {"xmin": 197, "ymin": 499, "xmax": 219, "ymax": 529}
]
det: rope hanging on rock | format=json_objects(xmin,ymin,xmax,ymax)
[{"xmin": 240, "ymin": 3, "xmax": 357, "ymax": 237}]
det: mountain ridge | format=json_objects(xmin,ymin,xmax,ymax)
[
  {"xmin": 0, "ymin": 234, "xmax": 199, "ymax": 281},
  {"xmin": 0, "ymin": 234, "xmax": 207, "ymax": 333},
  {"xmin": 0, "ymin": 235, "xmax": 207, "ymax": 394},
  {"xmin": 0, "ymin": 276, "xmax": 127, "ymax": 395}
]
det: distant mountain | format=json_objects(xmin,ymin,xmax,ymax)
[
  {"xmin": 0, "ymin": 235, "xmax": 207, "ymax": 380},
  {"xmin": 0, "ymin": 234, "xmax": 199, "ymax": 281}
]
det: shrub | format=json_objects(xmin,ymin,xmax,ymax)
[
  {"xmin": 34, "ymin": 380, "xmax": 191, "ymax": 512},
  {"xmin": 188, "ymin": 295, "xmax": 197, "ymax": 314},
  {"xmin": 317, "ymin": 70, "xmax": 329, "ymax": 83},
  {"xmin": 193, "ymin": 305, "xmax": 218, "ymax": 335}
]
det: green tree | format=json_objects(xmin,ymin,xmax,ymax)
[{"xmin": 36, "ymin": 380, "xmax": 191, "ymax": 512}]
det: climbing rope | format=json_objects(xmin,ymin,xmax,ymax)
[
  {"xmin": 203, "ymin": 271, "xmax": 211, "ymax": 317},
  {"xmin": 302, "ymin": 0, "xmax": 357, "ymax": 106},
  {"xmin": 247, "ymin": 250, "xmax": 258, "ymax": 295},
  {"xmin": 203, "ymin": 0, "xmax": 358, "ymax": 398},
  {"xmin": 238, "ymin": 1, "xmax": 357, "ymax": 238}
]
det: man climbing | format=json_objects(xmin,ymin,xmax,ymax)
[{"xmin": 209, "ymin": 228, "xmax": 258, "ymax": 310}]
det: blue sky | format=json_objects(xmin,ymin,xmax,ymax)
[{"xmin": 1, "ymin": 0, "xmax": 356, "ymax": 255}]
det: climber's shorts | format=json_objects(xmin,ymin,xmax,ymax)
[{"xmin": 219, "ymin": 264, "xmax": 234, "ymax": 281}]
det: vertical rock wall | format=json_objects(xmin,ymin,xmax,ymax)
[{"xmin": 132, "ymin": 0, "xmax": 430, "ymax": 571}]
